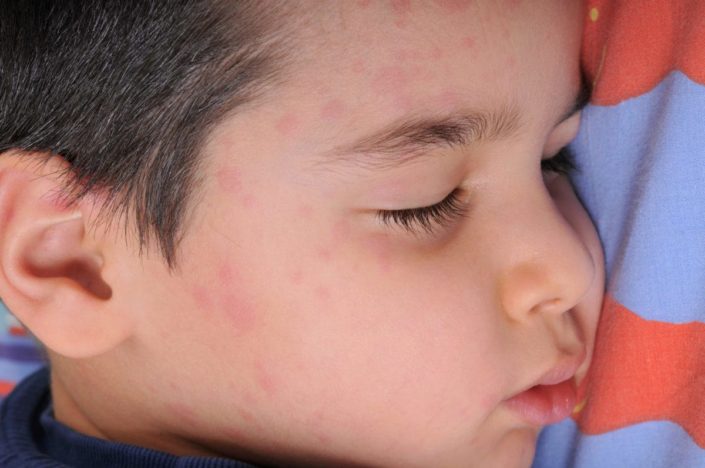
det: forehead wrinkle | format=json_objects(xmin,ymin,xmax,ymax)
[{"xmin": 320, "ymin": 103, "xmax": 522, "ymax": 171}]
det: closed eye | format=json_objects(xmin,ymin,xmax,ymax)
[{"xmin": 377, "ymin": 188, "xmax": 467, "ymax": 235}]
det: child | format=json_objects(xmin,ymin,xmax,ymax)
[{"xmin": 0, "ymin": 1, "xmax": 603, "ymax": 467}]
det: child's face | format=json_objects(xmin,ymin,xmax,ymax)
[{"xmin": 106, "ymin": 1, "xmax": 602, "ymax": 466}]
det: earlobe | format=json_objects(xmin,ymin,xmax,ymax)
[{"xmin": 0, "ymin": 153, "xmax": 131, "ymax": 359}]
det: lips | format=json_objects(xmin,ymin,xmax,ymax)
[{"xmin": 504, "ymin": 352, "xmax": 586, "ymax": 426}]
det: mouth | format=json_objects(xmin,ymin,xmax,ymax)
[{"xmin": 504, "ymin": 350, "xmax": 586, "ymax": 427}]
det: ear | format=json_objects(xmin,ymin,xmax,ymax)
[{"xmin": 0, "ymin": 152, "xmax": 133, "ymax": 359}]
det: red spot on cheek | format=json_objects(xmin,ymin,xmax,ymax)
[
  {"xmin": 219, "ymin": 263, "xmax": 236, "ymax": 284},
  {"xmin": 167, "ymin": 402, "xmax": 199, "ymax": 427},
  {"xmin": 319, "ymin": 99, "xmax": 346, "ymax": 121},
  {"xmin": 391, "ymin": 0, "xmax": 412, "ymax": 14},
  {"xmin": 254, "ymin": 360, "xmax": 279, "ymax": 397},
  {"xmin": 2, "ymin": 206, "xmax": 14, "ymax": 226},
  {"xmin": 216, "ymin": 167, "xmax": 256, "ymax": 208},
  {"xmin": 220, "ymin": 293, "xmax": 258, "ymax": 335},
  {"xmin": 434, "ymin": 0, "xmax": 473, "ymax": 13},
  {"xmin": 351, "ymin": 59, "xmax": 366, "ymax": 74},
  {"xmin": 332, "ymin": 219, "xmax": 352, "ymax": 242},
  {"xmin": 395, "ymin": 48, "xmax": 424, "ymax": 63},
  {"xmin": 238, "ymin": 408, "xmax": 257, "ymax": 424},
  {"xmin": 240, "ymin": 194, "xmax": 258, "ymax": 209},
  {"xmin": 461, "ymin": 35, "xmax": 476, "ymax": 49},
  {"xmin": 428, "ymin": 46, "xmax": 444, "ymax": 61},
  {"xmin": 275, "ymin": 112, "xmax": 301, "ymax": 136},
  {"xmin": 223, "ymin": 426, "xmax": 248, "ymax": 443},
  {"xmin": 315, "ymin": 285, "xmax": 331, "ymax": 301},
  {"xmin": 367, "ymin": 235, "xmax": 393, "ymax": 272},
  {"xmin": 215, "ymin": 263, "xmax": 259, "ymax": 334},
  {"xmin": 289, "ymin": 269, "xmax": 305, "ymax": 286},
  {"xmin": 191, "ymin": 286, "xmax": 214, "ymax": 311},
  {"xmin": 316, "ymin": 247, "xmax": 333, "ymax": 261},
  {"xmin": 297, "ymin": 204, "xmax": 314, "ymax": 219},
  {"xmin": 307, "ymin": 411, "xmax": 331, "ymax": 445},
  {"xmin": 390, "ymin": 0, "xmax": 412, "ymax": 28},
  {"xmin": 507, "ymin": 0, "xmax": 522, "ymax": 10},
  {"xmin": 356, "ymin": 0, "xmax": 372, "ymax": 8}
]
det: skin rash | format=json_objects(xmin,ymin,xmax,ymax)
[{"xmin": 42, "ymin": 1, "xmax": 604, "ymax": 467}]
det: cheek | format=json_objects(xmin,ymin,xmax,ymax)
[{"xmin": 187, "ymin": 263, "xmax": 260, "ymax": 336}]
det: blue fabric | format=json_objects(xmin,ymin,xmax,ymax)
[
  {"xmin": 0, "ymin": 368, "xmax": 259, "ymax": 468},
  {"xmin": 0, "ymin": 300, "xmax": 44, "ymax": 403},
  {"xmin": 570, "ymin": 71, "xmax": 705, "ymax": 323}
]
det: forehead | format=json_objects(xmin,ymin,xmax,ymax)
[
  {"xmin": 254, "ymin": 1, "xmax": 583, "ymax": 147},
  {"xmin": 289, "ymin": 1, "xmax": 582, "ymax": 106},
  {"xmin": 206, "ymin": 1, "xmax": 582, "ymax": 170}
]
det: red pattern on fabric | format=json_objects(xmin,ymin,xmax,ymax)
[
  {"xmin": 0, "ymin": 380, "xmax": 14, "ymax": 397},
  {"xmin": 583, "ymin": 0, "xmax": 705, "ymax": 105},
  {"xmin": 573, "ymin": 295, "xmax": 705, "ymax": 448}
]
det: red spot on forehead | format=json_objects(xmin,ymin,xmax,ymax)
[
  {"xmin": 434, "ymin": 0, "xmax": 473, "ymax": 13},
  {"xmin": 356, "ymin": 0, "xmax": 372, "ymax": 7},
  {"xmin": 371, "ymin": 65, "xmax": 411, "ymax": 95},
  {"xmin": 275, "ymin": 112, "xmax": 301, "ymax": 136},
  {"xmin": 434, "ymin": 90, "xmax": 462, "ymax": 108},
  {"xmin": 216, "ymin": 167, "xmax": 243, "ymax": 194},
  {"xmin": 395, "ymin": 48, "xmax": 424, "ymax": 63},
  {"xmin": 319, "ymin": 99, "xmax": 346, "ymax": 121}
]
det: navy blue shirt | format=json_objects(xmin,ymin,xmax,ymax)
[{"xmin": 0, "ymin": 368, "xmax": 259, "ymax": 467}]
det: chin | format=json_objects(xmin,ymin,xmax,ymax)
[{"xmin": 480, "ymin": 427, "xmax": 538, "ymax": 468}]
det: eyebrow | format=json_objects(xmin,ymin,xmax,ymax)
[
  {"xmin": 322, "ymin": 103, "xmax": 521, "ymax": 171},
  {"xmin": 321, "ymin": 91, "xmax": 587, "ymax": 171}
]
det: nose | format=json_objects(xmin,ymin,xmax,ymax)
[{"xmin": 495, "ymin": 176, "xmax": 597, "ymax": 324}]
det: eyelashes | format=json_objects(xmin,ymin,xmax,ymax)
[
  {"xmin": 377, "ymin": 188, "xmax": 467, "ymax": 234},
  {"xmin": 377, "ymin": 147, "xmax": 576, "ymax": 235},
  {"xmin": 541, "ymin": 147, "xmax": 577, "ymax": 175}
]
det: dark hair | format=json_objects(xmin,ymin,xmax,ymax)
[{"xmin": 0, "ymin": 0, "xmax": 291, "ymax": 266}]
